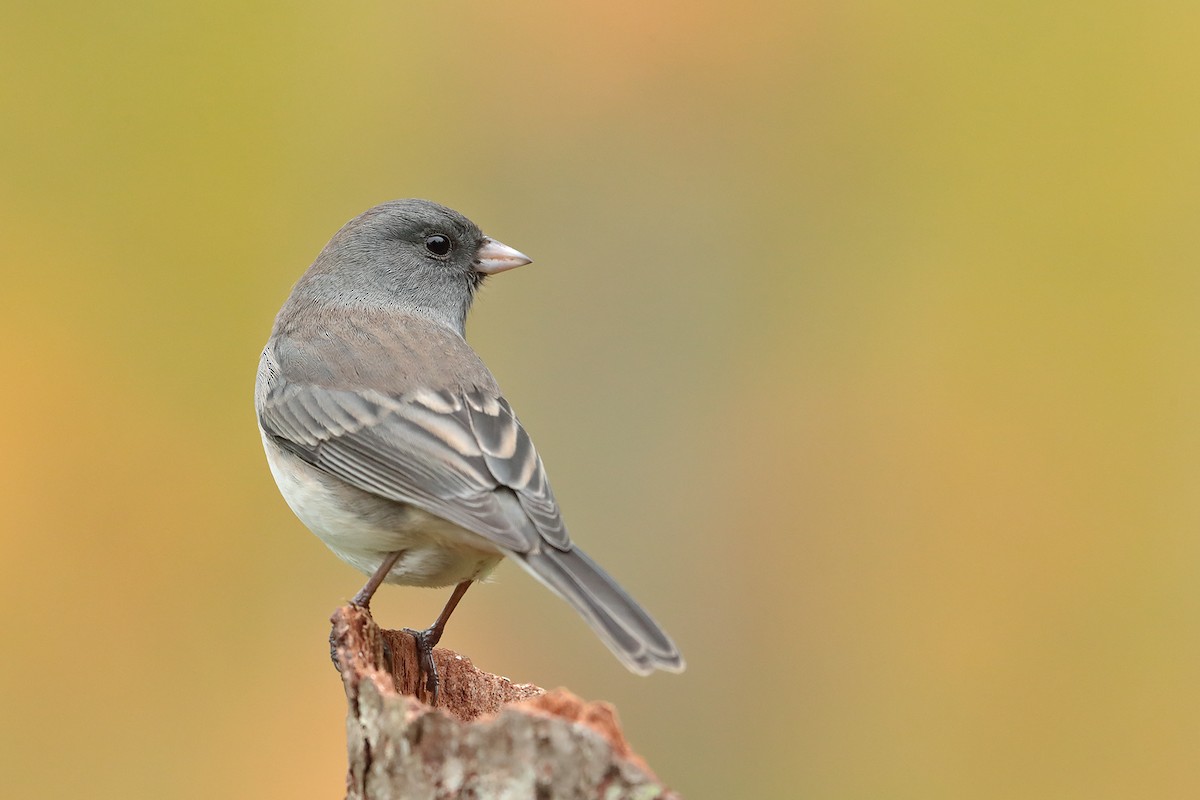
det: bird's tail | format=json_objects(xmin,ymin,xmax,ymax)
[{"xmin": 513, "ymin": 545, "xmax": 685, "ymax": 674}]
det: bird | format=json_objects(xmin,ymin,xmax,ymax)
[{"xmin": 255, "ymin": 199, "xmax": 684, "ymax": 701}]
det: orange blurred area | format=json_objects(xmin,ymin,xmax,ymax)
[{"xmin": 3, "ymin": 2, "xmax": 1199, "ymax": 798}]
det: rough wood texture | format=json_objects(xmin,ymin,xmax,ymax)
[{"xmin": 330, "ymin": 605, "xmax": 681, "ymax": 800}]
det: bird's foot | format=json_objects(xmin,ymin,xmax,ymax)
[
  {"xmin": 329, "ymin": 627, "xmax": 341, "ymax": 671},
  {"xmin": 348, "ymin": 590, "xmax": 374, "ymax": 611},
  {"xmin": 402, "ymin": 626, "xmax": 442, "ymax": 705}
]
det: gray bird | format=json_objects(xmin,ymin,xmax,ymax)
[{"xmin": 255, "ymin": 199, "xmax": 684, "ymax": 700}]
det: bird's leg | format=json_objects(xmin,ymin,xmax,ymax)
[
  {"xmin": 331, "ymin": 551, "xmax": 405, "ymax": 672},
  {"xmin": 351, "ymin": 550, "xmax": 404, "ymax": 610},
  {"xmin": 404, "ymin": 580, "xmax": 473, "ymax": 705}
]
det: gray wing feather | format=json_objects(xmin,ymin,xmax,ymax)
[
  {"xmin": 259, "ymin": 373, "xmax": 685, "ymax": 674},
  {"xmin": 260, "ymin": 382, "xmax": 547, "ymax": 552}
]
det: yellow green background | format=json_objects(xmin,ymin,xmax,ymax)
[{"xmin": 3, "ymin": 2, "xmax": 1197, "ymax": 797}]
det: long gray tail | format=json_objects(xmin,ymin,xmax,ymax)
[{"xmin": 514, "ymin": 545, "xmax": 685, "ymax": 674}]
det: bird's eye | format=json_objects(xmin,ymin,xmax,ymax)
[{"xmin": 424, "ymin": 235, "xmax": 452, "ymax": 256}]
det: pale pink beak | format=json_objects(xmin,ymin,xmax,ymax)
[{"xmin": 474, "ymin": 237, "xmax": 532, "ymax": 274}]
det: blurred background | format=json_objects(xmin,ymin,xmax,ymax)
[{"xmin": 2, "ymin": 2, "xmax": 1198, "ymax": 798}]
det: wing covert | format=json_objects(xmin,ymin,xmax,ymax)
[{"xmin": 259, "ymin": 381, "xmax": 570, "ymax": 554}]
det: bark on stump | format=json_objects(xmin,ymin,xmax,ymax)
[{"xmin": 330, "ymin": 605, "xmax": 681, "ymax": 799}]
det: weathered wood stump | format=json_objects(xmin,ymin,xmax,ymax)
[{"xmin": 330, "ymin": 605, "xmax": 681, "ymax": 799}]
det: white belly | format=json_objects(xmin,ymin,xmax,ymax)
[{"xmin": 262, "ymin": 431, "xmax": 504, "ymax": 588}]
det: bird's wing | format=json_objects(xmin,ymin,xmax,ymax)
[{"xmin": 259, "ymin": 379, "xmax": 570, "ymax": 554}]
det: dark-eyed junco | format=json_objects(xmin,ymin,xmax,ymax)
[{"xmin": 256, "ymin": 199, "xmax": 684, "ymax": 700}]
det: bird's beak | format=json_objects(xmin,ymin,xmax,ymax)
[{"xmin": 475, "ymin": 237, "xmax": 532, "ymax": 274}]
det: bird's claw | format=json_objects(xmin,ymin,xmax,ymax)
[{"xmin": 403, "ymin": 627, "xmax": 441, "ymax": 705}]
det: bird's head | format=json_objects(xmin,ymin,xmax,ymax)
[{"xmin": 296, "ymin": 198, "xmax": 532, "ymax": 333}]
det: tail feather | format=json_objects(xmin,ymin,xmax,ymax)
[{"xmin": 514, "ymin": 545, "xmax": 685, "ymax": 674}]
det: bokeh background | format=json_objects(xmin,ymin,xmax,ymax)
[{"xmin": 3, "ymin": 2, "xmax": 1198, "ymax": 798}]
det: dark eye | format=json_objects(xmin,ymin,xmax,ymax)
[{"xmin": 424, "ymin": 234, "xmax": 452, "ymax": 256}]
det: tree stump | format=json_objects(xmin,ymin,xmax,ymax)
[{"xmin": 329, "ymin": 605, "xmax": 682, "ymax": 799}]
